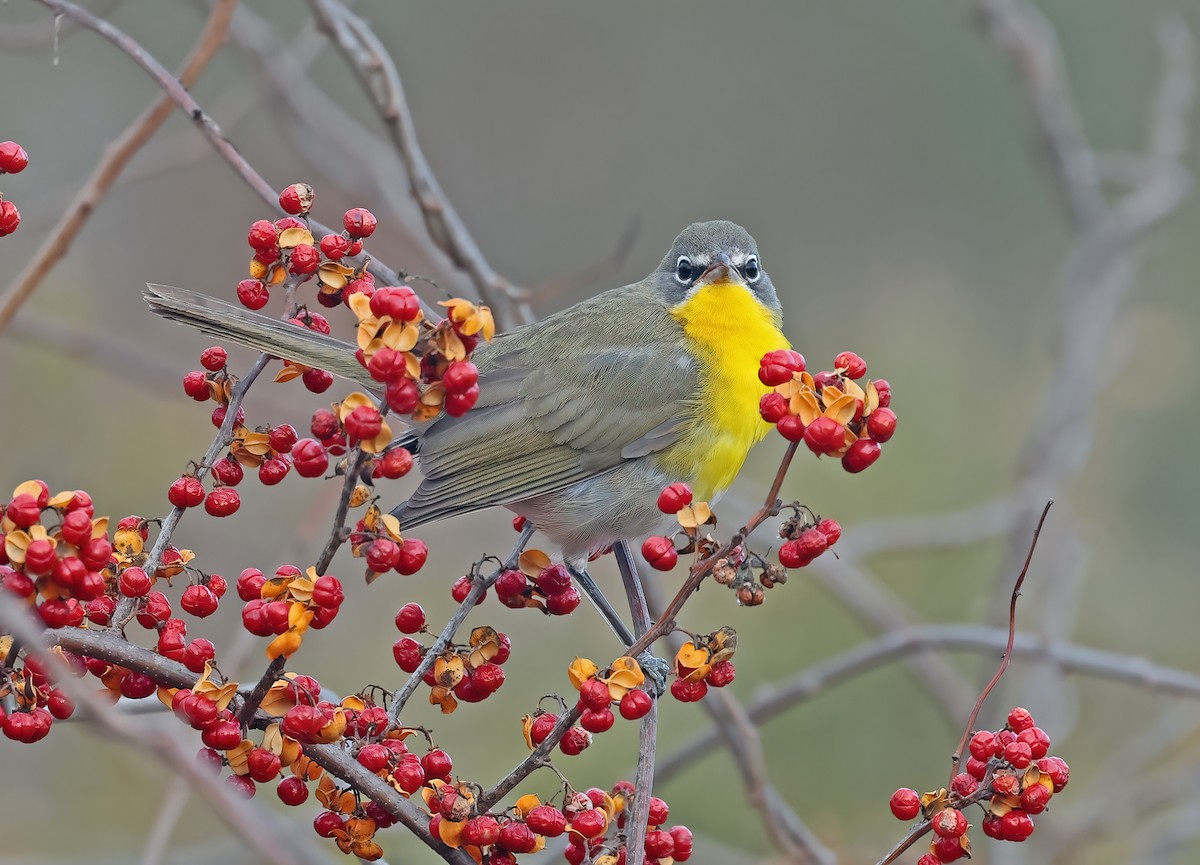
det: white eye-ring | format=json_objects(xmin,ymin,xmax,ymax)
[
  {"xmin": 675, "ymin": 255, "xmax": 695, "ymax": 284},
  {"xmin": 743, "ymin": 255, "xmax": 761, "ymax": 282}
]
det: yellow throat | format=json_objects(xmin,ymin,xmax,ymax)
[{"xmin": 664, "ymin": 281, "xmax": 789, "ymax": 500}]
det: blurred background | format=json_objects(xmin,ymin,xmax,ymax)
[{"xmin": 1, "ymin": 1, "xmax": 1198, "ymax": 863}]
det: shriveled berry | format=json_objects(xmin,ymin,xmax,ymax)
[
  {"xmin": 526, "ymin": 804, "xmax": 567, "ymax": 837},
  {"xmin": 236, "ymin": 279, "xmax": 270, "ymax": 310},
  {"xmin": 1020, "ymin": 782, "xmax": 1051, "ymax": 814},
  {"xmin": 950, "ymin": 772, "xmax": 978, "ymax": 798},
  {"xmin": 1037, "ymin": 756, "xmax": 1070, "ymax": 791},
  {"xmin": 1008, "ymin": 706, "xmax": 1036, "ymax": 732},
  {"xmin": 669, "ymin": 678, "xmax": 708, "ymax": 702},
  {"xmin": 319, "ymin": 233, "xmax": 352, "ymax": 260},
  {"xmin": 168, "ymin": 476, "xmax": 206, "ymax": 509},
  {"xmin": 1003, "ymin": 740, "xmax": 1034, "ymax": 769},
  {"xmin": 204, "ymin": 487, "xmax": 240, "ymax": 517},
  {"xmin": 279, "ymin": 182, "xmax": 314, "ymax": 215},
  {"xmin": 0, "ymin": 200, "xmax": 19, "ymax": 236},
  {"xmin": 931, "ymin": 807, "xmax": 968, "ymax": 838}
]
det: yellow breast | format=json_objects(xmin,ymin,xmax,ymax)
[{"xmin": 661, "ymin": 282, "xmax": 790, "ymax": 500}]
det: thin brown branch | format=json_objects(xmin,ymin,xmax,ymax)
[
  {"xmin": 477, "ymin": 706, "xmax": 581, "ymax": 812},
  {"xmin": 19, "ymin": 0, "xmax": 407, "ymax": 293},
  {"xmin": 0, "ymin": 0, "xmax": 238, "ymax": 333},
  {"xmin": 307, "ymin": 0, "xmax": 531, "ymax": 328},
  {"xmin": 950, "ymin": 501, "xmax": 1052, "ymax": 781}
]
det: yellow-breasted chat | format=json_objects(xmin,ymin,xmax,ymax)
[{"xmin": 145, "ymin": 220, "xmax": 790, "ymax": 645}]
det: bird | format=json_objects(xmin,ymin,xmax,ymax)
[{"xmin": 145, "ymin": 220, "xmax": 790, "ymax": 646}]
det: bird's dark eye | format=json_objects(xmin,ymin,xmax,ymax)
[
  {"xmin": 743, "ymin": 255, "xmax": 761, "ymax": 282},
  {"xmin": 675, "ymin": 256, "xmax": 694, "ymax": 284}
]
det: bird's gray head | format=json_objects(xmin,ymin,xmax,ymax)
[{"xmin": 652, "ymin": 220, "xmax": 781, "ymax": 313}]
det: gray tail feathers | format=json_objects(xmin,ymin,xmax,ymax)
[{"xmin": 143, "ymin": 284, "xmax": 373, "ymax": 387}]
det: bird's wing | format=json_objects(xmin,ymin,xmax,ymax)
[{"xmin": 397, "ymin": 289, "xmax": 698, "ymax": 526}]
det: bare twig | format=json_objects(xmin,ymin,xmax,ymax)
[
  {"xmin": 307, "ymin": 0, "xmax": 530, "ymax": 328},
  {"xmin": 0, "ymin": 0, "xmax": 238, "ymax": 332},
  {"xmin": 950, "ymin": 501, "xmax": 1051, "ymax": 781}
]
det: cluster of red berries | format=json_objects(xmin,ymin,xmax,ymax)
[
  {"xmin": 889, "ymin": 706, "xmax": 1069, "ymax": 862},
  {"xmin": 668, "ymin": 628, "xmax": 737, "ymax": 703},
  {"xmin": 393, "ymin": 617, "xmax": 512, "ymax": 713},
  {"xmin": 640, "ymin": 482, "xmax": 698, "ymax": 572},
  {"xmin": 759, "ymin": 349, "xmax": 896, "ymax": 473},
  {"xmin": 777, "ymin": 509, "xmax": 842, "ymax": 571},
  {"xmin": 236, "ymin": 565, "xmax": 344, "ymax": 659},
  {"xmin": 490, "ymin": 554, "xmax": 582, "ymax": 616},
  {"xmin": 0, "ymin": 140, "xmax": 28, "ymax": 236},
  {"xmin": 420, "ymin": 781, "xmax": 692, "ymax": 865},
  {"xmin": 234, "ymin": 185, "xmax": 492, "ymax": 425}
]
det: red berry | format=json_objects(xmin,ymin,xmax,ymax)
[
  {"xmin": 656, "ymin": 482, "xmax": 693, "ymax": 514},
  {"xmin": 0, "ymin": 200, "xmax": 19, "ymax": 236},
  {"xmin": 183, "ymin": 370, "xmax": 210, "ymax": 400},
  {"xmin": 119, "ymin": 566, "xmax": 152, "ymax": 598},
  {"xmin": 803, "ymin": 416, "xmax": 846, "ymax": 456},
  {"xmin": 385, "ymin": 378, "xmax": 420, "ymax": 414},
  {"xmin": 247, "ymin": 747, "xmax": 282, "ymax": 783},
  {"xmin": 473, "ymin": 663, "xmax": 505, "ymax": 694},
  {"xmin": 775, "ymin": 414, "xmax": 807, "ymax": 442},
  {"xmin": 1007, "ymin": 706, "xmax": 1036, "ymax": 731},
  {"xmin": 1037, "ymin": 756, "xmax": 1070, "ymax": 791},
  {"xmin": 526, "ymin": 804, "xmax": 567, "ymax": 837},
  {"xmin": 1018, "ymin": 725, "xmax": 1051, "ymax": 759},
  {"xmin": 497, "ymin": 820, "xmax": 537, "ymax": 854},
  {"xmin": 236, "ymin": 279, "xmax": 270, "ymax": 310},
  {"xmin": 258, "ymin": 455, "xmax": 291, "ymax": 486},
  {"xmin": 288, "ymin": 243, "xmax": 321, "ymax": 276},
  {"xmin": 619, "ymin": 688, "xmax": 653, "ymax": 720},
  {"xmin": 580, "ymin": 707, "xmax": 615, "ymax": 734},
  {"xmin": 796, "ymin": 527, "xmax": 829, "ymax": 558},
  {"xmin": 204, "ymin": 487, "xmax": 240, "ymax": 517},
  {"xmin": 544, "ymin": 586, "xmax": 581, "ymax": 615},
  {"xmin": 168, "ymin": 476, "xmax": 206, "ymax": 509},
  {"xmin": 277, "ymin": 776, "xmax": 308, "ymax": 806},
  {"xmin": 6, "ymin": 493, "xmax": 41, "ymax": 528},
  {"xmin": 998, "ymin": 808, "xmax": 1035, "ymax": 841},
  {"xmin": 495, "ymin": 568, "xmax": 528, "ymax": 600},
  {"xmin": 917, "ymin": 857, "xmax": 941, "ymax": 865},
  {"xmin": 950, "ymin": 772, "xmax": 978, "ymax": 798},
  {"xmin": 816, "ymin": 518, "xmax": 842, "ymax": 546},
  {"xmin": 579, "ymin": 678, "xmax": 612, "ymax": 711},
  {"xmin": 292, "ymin": 439, "xmax": 328, "ymax": 478},
  {"xmin": 569, "ymin": 808, "xmax": 606, "ymax": 839},
  {"xmin": 370, "ymin": 286, "xmax": 421, "ymax": 321},
  {"xmin": 313, "ymin": 810, "xmax": 344, "ymax": 837},
  {"xmin": 393, "ymin": 602, "xmax": 425, "ymax": 634},
  {"xmin": 867, "ymin": 406, "xmax": 897, "ymax": 442},
  {"xmin": 0, "ymin": 141, "xmax": 30, "ymax": 174},
  {"xmin": 319, "ymin": 233, "xmax": 352, "ymax": 260},
  {"xmin": 873, "ymin": 378, "xmax": 892, "ymax": 407},
  {"xmin": 268, "ymin": 424, "xmax": 298, "ymax": 453},
  {"xmin": 444, "ymin": 385, "xmax": 479, "ymax": 417},
  {"xmin": 931, "ymin": 835, "xmax": 967, "ymax": 861},
  {"xmin": 969, "ymin": 729, "xmax": 996, "ymax": 760},
  {"xmin": 247, "ymin": 220, "xmax": 279, "ymax": 251},
  {"xmin": 462, "ymin": 815, "xmax": 501, "ymax": 847},
  {"xmin": 533, "ymin": 563, "xmax": 570, "ymax": 596},
  {"xmin": 181, "ymin": 584, "xmax": 219, "ymax": 618},
  {"xmin": 758, "ymin": 349, "xmax": 806, "ymax": 386},
  {"xmin": 841, "ymin": 437, "xmax": 881, "ymax": 473},
  {"xmin": 376, "ymin": 447, "xmax": 413, "ymax": 479},
  {"xmin": 646, "ymin": 796, "xmax": 670, "ymax": 825},
  {"xmin": 759, "ymin": 391, "xmax": 789, "ymax": 423},
  {"xmin": 777, "ymin": 539, "xmax": 812, "ymax": 569},
  {"xmin": 303, "ymin": 367, "xmax": 334, "ymax": 393},
  {"xmin": 421, "ymin": 748, "xmax": 452, "ymax": 781},
  {"xmin": 344, "ymin": 405, "xmax": 382, "ymax": 442},
  {"xmin": 211, "ymin": 404, "xmax": 244, "ymax": 429},
  {"xmin": 1020, "ymin": 782, "xmax": 1051, "ymax": 814},
  {"xmin": 343, "ymin": 207, "xmax": 377, "ymax": 238},
  {"xmin": 395, "ymin": 538, "xmax": 428, "ymax": 575},
  {"xmin": 669, "ymin": 678, "xmax": 708, "ymax": 702},
  {"xmin": 392, "ymin": 637, "xmax": 423, "ymax": 672},
  {"xmin": 642, "ymin": 535, "xmax": 678, "ymax": 571},
  {"xmin": 644, "ymin": 830, "xmax": 675, "ymax": 860},
  {"xmin": 529, "ymin": 712, "xmax": 558, "ymax": 746},
  {"xmin": 312, "ymin": 575, "xmax": 343, "ymax": 609},
  {"xmin": 671, "ymin": 826, "xmax": 694, "ymax": 862},
  {"xmin": 1003, "ymin": 740, "xmax": 1034, "ymax": 769},
  {"xmin": 889, "ymin": 787, "xmax": 921, "ymax": 821},
  {"xmin": 441, "ymin": 360, "xmax": 479, "ymax": 393},
  {"xmin": 279, "ymin": 182, "xmax": 314, "ymax": 215},
  {"xmin": 834, "ymin": 351, "xmax": 867, "ymax": 379},
  {"xmin": 705, "ymin": 659, "xmax": 736, "ymax": 687}
]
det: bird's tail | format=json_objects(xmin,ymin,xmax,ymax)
[{"xmin": 143, "ymin": 283, "xmax": 373, "ymax": 387}]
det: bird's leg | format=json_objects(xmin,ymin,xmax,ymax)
[
  {"xmin": 567, "ymin": 564, "xmax": 637, "ymax": 648},
  {"xmin": 612, "ymin": 541, "xmax": 670, "ymax": 696}
]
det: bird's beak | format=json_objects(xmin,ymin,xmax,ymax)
[{"xmin": 695, "ymin": 251, "xmax": 742, "ymax": 286}]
